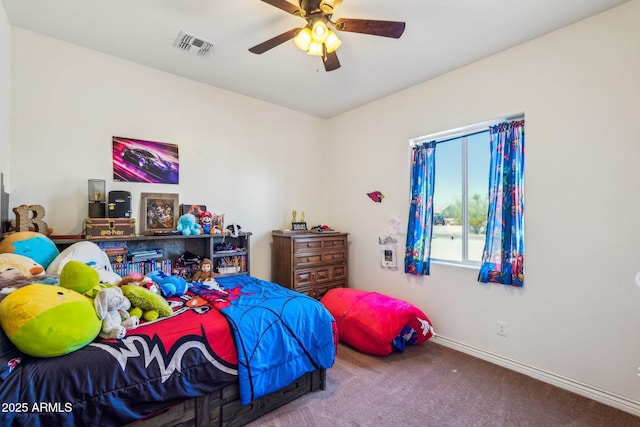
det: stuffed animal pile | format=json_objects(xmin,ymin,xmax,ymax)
[{"xmin": 0, "ymin": 232, "xmax": 184, "ymax": 358}]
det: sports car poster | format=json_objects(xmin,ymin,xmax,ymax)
[{"xmin": 113, "ymin": 136, "xmax": 179, "ymax": 184}]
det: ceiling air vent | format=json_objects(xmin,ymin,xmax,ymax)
[{"xmin": 174, "ymin": 31, "xmax": 215, "ymax": 57}]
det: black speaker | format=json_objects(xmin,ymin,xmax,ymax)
[
  {"xmin": 88, "ymin": 202, "xmax": 106, "ymax": 218},
  {"xmin": 108, "ymin": 191, "xmax": 132, "ymax": 218}
]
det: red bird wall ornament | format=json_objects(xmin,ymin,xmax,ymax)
[{"xmin": 367, "ymin": 191, "xmax": 384, "ymax": 203}]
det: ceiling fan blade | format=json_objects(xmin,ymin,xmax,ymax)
[
  {"xmin": 323, "ymin": 50, "xmax": 341, "ymax": 72},
  {"xmin": 334, "ymin": 18, "xmax": 405, "ymax": 39},
  {"xmin": 249, "ymin": 28, "xmax": 303, "ymax": 54},
  {"xmin": 260, "ymin": 0, "xmax": 303, "ymax": 16}
]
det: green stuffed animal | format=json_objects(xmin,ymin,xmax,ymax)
[
  {"xmin": 58, "ymin": 260, "xmax": 106, "ymax": 298},
  {"xmin": 0, "ymin": 283, "xmax": 101, "ymax": 357},
  {"xmin": 120, "ymin": 284, "xmax": 172, "ymax": 322},
  {"xmin": 0, "ymin": 259, "xmax": 110, "ymax": 357},
  {"xmin": 59, "ymin": 260, "xmax": 139, "ymax": 339}
]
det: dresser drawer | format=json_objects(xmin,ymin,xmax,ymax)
[
  {"xmin": 293, "ymin": 250, "xmax": 346, "ymax": 268},
  {"xmin": 293, "ymin": 236, "xmax": 347, "ymax": 253},
  {"xmin": 294, "ymin": 267, "xmax": 331, "ymax": 288},
  {"xmin": 293, "ymin": 265, "xmax": 346, "ymax": 288}
]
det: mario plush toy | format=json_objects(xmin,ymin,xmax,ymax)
[{"xmin": 199, "ymin": 211, "xmax": 214, "ymax": 234}]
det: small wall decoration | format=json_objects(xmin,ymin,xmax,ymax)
[
  {"xmin": 140, "ymin": 193, "xmax": 179, "ymax": 235},
  {"xmin": 379, "ymin": 236, "xmax": 398, "ymax": 270},
  {"xmin": 367, "ymin": 191, "xmax": 384, "ymax": 203},
  {"xmin": 113, "ymin": 136, "xmax": 179, "ymax": 185}
]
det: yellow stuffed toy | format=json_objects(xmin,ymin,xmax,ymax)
[{"xmin": 0, "ymin": 284, "xmax": 101, "ymax": 357}]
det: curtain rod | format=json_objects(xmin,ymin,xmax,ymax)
[{"xmin": 409, "ymin": 113, "xmax": 524, "ymax": 146}]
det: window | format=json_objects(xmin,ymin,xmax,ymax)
[
  {"xmin": 428, "ymin": 130, "xmax": 490, "ymax": 265},
  {"xmin": 409, "ymin": 116, "xmax": 523, "ymax": 268}
]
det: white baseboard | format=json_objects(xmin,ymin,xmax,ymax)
[{"xmin": 433, "ymin": 335, "xmax": 640, "ymax": 417}]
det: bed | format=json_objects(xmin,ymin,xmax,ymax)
[{"xmin": 0, "ymin": 275, "xmax": 337, "ymax": 426}]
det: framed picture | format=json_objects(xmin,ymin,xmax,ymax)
[
  {"xmin": 180, "ymin": 204, "xmax": 207, "ymax": 223},
  {"xmin": 292, "ymin": 222, "xmax": 308, "ymax": 231},
  {"xmin": 113, "ymin": 136, "xmax": 179, "ymax": 185},
  {"xmin": 140, "ymin": 193, "xmax": 179, "ymax": 235}
]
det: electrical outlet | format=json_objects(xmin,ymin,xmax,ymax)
[
  {"xmin": 497, "ymin": 321, "xmax": 507, "ymax": 337},
  {"xmin": 637, "ymin": 367, "xmax": 640, "ymax": 377}
]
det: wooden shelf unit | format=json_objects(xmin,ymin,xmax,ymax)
[{"xmin": 51, "ymin": 232, "xmax": 251, "ymax": 278}]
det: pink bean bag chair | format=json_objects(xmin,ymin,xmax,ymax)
[{"xmin": 320, "ymin": 288, "xmax": 435, "ymax": 356}]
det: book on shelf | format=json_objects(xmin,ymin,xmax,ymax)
[
  {"xmin": 129, "ymin": 248, "xmax": 164, "ymax": 262},
  {"xmin": 112, "ymin": 259, "xmax": 172, "ymax": 277}
]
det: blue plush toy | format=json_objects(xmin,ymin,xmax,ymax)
[
  {"xmin": 146, "ymin": 270, "xmax": 188, "ymax": 297},
  {"xmin": 176, "ymin": 214, "xmax": 201, "ymax": 236}
]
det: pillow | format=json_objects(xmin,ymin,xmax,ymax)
[
  {"xmin": 46, "ymin": 241, "xmax": 121, "ymax": 284},
  {"xmin": 0, "ymin": 284, "xmax": 101, "ymax": 358},
  {"xmin": 0, "ymin": 232, "xmax": 59, "ymax": 270}
]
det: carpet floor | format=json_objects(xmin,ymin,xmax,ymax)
[{"xmin": 246, "ymin": 342, "xmax": 640, "ymax": 427}]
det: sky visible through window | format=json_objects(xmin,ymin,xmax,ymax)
[{"xmin": 433, "ymin": 130, "xmax": 490, "ymax": 213}]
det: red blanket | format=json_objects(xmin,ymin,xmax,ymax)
[{"xmin": 321, "ymin": 288, "xmax": 434, "ymax": 356}]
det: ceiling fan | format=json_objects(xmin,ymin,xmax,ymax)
[{"xmin": 248, "ymin": 0, "xmax": 405, "ymax": 72}]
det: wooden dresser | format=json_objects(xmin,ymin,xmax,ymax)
[{"xmin": 271, "ymin": 230, "xmax": 348, "ymax": 298}]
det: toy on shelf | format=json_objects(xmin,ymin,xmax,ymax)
[
  {"xmin": 191, "ymin": 258, "xmax": 215, "ymax": 282},
  {"xmin": 199, "ymin": 211, "xmax": 214, "ymax": 234},
  {"xmin": 176, "ymin": 214, "xmax": 202, "ymax": 236},
  {"xmin": 213, "ymin": 214, "xmax": 224, "ymax": 234}
]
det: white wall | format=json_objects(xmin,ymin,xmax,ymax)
[
  {"xmin": 0, "ymin": 3, "xmax": 10, "ymax": 202},
  {"xmin": 7, "ymin": 0, "xmax": 640, "ymax": 416},
  {"xmin": 326, "ymin": 0, "xmax": 640, "ymax": 412},
  {"xmin": 9, "ymin": 28, "xmax": 329, "ymax": 279}
]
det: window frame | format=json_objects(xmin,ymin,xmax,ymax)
[{"xmin": 409, "ymin": 114, "xmax": 524, "ymax": 268}]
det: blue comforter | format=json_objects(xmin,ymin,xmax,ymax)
[{"xmin": 213, "ymin": 276, "xmax": 336, "ymax": 404}]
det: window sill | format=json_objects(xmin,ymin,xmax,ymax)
[{"xmin": 431, "ymin": 259, "xmax": 480, "ymax": 271}]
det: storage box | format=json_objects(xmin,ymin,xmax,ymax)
[{"xmin": 85, "ymin": 218, "xmax": 136, "ymax": 240}]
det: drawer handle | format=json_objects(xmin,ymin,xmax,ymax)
[
  {"xmin": 307, "ymin": 257, "xmax": 311, "ymax": 262},
  {"xmin": 307, "ymin": 243, "xmax": 312, "ymax": 247}
]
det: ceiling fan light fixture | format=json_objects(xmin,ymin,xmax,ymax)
[
  {"xmin": 307, "ymin": 41, "xmax": 324, "ymax": 56},
  {"xmin": 311, "ymin": 20, "xmax": 329, "ymax": 43},
  {"xmin": 324, "ymin": 30, "xmax": 342, "ymax": 53},
  {"xmin": 294, "ymin": 27, "xmax": 312, "ymax": 51}
]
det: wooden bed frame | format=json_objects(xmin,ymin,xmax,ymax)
[{"xmin": 127, "ymin": 368, "xmax": 326, "ymax": 427}]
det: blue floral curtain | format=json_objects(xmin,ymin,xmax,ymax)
[
  {"xmin": 405, "ymin": 141, "xmax": 436, "ymax": 276},
  {"xmin": 478, "ymin": 120, "xmax": 525, "ymax": 286}
]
